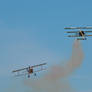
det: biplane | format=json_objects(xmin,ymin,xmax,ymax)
[
  {"xmin": 12, "ymin": 63, "xmax": 47, "ymax": 78},
  {"xmin": 64, "ymin": 26, "xmax": 92, "ymax": 40}
]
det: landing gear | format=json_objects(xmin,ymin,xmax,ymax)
[
  {"xmin": 34, "ymin": 73, "xmax": 36, "ymax": 76},
  {"xmin": 28, "ymin": 74, "xmax": 30, "ymax": 78}
]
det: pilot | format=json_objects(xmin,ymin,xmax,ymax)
[{"xmin": 28, "ymin": 67, "xmax": 33, "ymax": 74}]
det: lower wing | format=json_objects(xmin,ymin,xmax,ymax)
[
  {"xmin": 85, "ymin": 35, "xmax": 92, "ymax": 36},
  {"xmin": 67, "ymin": 35, "xmax": 79, "ymax": 37},
  {"xmin": 14, "ymin": 73, "xmax": 28, "ymax": 77},
  {"xmin": 65, "ymin": 31, "xmax": 79, "ymax": 33},
  {"xmin": 84, "ymin": 31, "xmax": 92, "ymax": 33}
]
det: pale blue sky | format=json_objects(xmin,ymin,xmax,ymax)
[{"xmin": 0, "ymin": 0, "xmax": 92, "ymax": 92}]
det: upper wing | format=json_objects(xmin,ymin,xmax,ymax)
[
  {"xmin": 65, "ymin": 31, "xmax": 79, "ymax": 33},
  {"xmin": 64, "ymin": 27, "xmax": 92, "ymax": 29},
  {"xmin": 64, "ymin": 27, "xmax": 80, "ymax": 29},
  {"xmin": 31, "ymin": 63, "xmax": 47, "ymax": 68},
  {"xmin": 12, "ymin": 63, "xmax": 47, "ymax": 73},
  {"xmin": 12, "ymin": 67, "xmax": 28, "ymax": 73},
  {"xmin": 64, "ymin": 27, "xmax": 84, "ymax": 29}
]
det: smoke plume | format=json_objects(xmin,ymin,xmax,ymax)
[{"xmin": 24, "ymin": 40, "xmax": 84, "ymax": 92}]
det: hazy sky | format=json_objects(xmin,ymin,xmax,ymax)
[{"xmin": 0, "ymin": 0, "xmax": 92, "ymax": 92}]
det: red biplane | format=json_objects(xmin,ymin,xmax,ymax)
[{"xmin": 12, "ymin": 63, "xmax": 47, "ymax": 78}]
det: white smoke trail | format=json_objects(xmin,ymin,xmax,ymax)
[{"xmin": 24, "ymin": 40, "xmax": 84, "ymax": 92}]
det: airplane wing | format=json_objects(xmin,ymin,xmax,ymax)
[
  {"xmin": 67, "ymin": 35, "xmax": 80, "ymax": 37},
  {"xmin": 12, "ymin": 67, "xmax": 28, "ymax": 73},
  {"xmin": 12, "ymin": 63, "xmax": 47, "ymax": 73},
  {"xmin": 14, "ymin": 68, "xmax": 47, "ymax": 77},
  {"xmin": 14, "ymin": 72, "xmax": 28, "ymax": 77},
  {"xmin": 64, "ymin": 27, "xmax": 79, "ymax": 29},
  {"xmin": 31, "ymin": 63, "xmax": 47, "ymax": 68},
  {"xmin": 65, "ymin": 27, "xmax": 92, "ymax": 29},
  {"xmin": 83, "ymin": 27, "xmax": 92, "ymax": 29},
  {"xmin": 65, "ymin": 31, "xmax": 79, "ymax": 33},
  {"xmin": 84, "ymin": 31, "xmax": 92, "ymax": 33},
  {"xmin": 64, "ymin": 27, "xmax": 84, "ymax": 29},
  {"xmin": 34, "ymin": 68, "xmax": 46, "ymax": 73},
  {"xmin": 85, "ymin": 35, "xmax": 92, "ymax": 36}
]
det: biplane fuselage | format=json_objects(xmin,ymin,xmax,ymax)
[
  {"xmin": 27, "ymin": 67, "xmax": 34, "ymax": 78},
  {"xmin": 78, "ymin": 31, "xmax": 85, "ymax": 36},
  {"xmin": 28, "ymin": 68, "xmax": 33, "ymax": 74}
]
